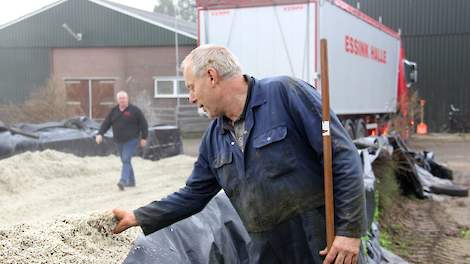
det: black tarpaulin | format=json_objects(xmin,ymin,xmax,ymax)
[{"xmin": 123, "ymin": 192, "xmax": 251, "ymax": 264}]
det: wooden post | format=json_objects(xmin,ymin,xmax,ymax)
[{"xmin": 320, "ymin": 39, "xmax": 335, "ymax": 251}]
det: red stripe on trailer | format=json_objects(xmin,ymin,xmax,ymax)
[{"xmin": 333, "ymin": 0, "xmax": 400, "ymax": 39}]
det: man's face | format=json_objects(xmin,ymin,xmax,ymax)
[
  {"xmin": 117, "ymin": 94, "xmax": 129, "ymax": 109},
  {"xmin": 184, "ymin": 65, "xmax": 220, "ymax": 119}
]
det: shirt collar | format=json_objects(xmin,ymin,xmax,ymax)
[{"xmin": 219, "ymin": 75, "xmax": 254, "ymax": 134}]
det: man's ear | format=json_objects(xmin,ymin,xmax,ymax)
[{"xmin": 207, "ymin": 68, "xmax": 218, "ymax": 85}]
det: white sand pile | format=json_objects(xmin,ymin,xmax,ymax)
[
  {"xmin": 0, "ymin": 150, "xmax": 196, "ymax": 263},
  {"xmin": 0, "ymin": 212, "xmax": 138, "ymax": 264},
  {"xmin": 0, "ymin": 150, "xmax": 121, "ymax": 193}
]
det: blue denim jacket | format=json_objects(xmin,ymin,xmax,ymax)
[{"xmin": 135, "ymin": 76, "xmax": 366, "ymax": 238}]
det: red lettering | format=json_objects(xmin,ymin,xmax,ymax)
[
  {"xmin": 345, "ymin": 36, "xmax": 350, "ymax": 53},
  {"xmin": 364, "ymin": 44, "xmax": 369, "ymax": 57},
  {"xmin": 345, "ymin": 35, "xmax": 369, "ymax": 59},
  {"xmin": 370, "ymin": 46, "xmax": 387, "ymax": 64},
  {"xmin": 353, "ymin": 39, "xmax": 358, "ymax": 55},
  {"xmin": 283, "ymin": 5, "xmax": 304, "ymax": 11},
  {"xmin": 210, "ymin": 10, "xmax": 230, "ymax": 16}
]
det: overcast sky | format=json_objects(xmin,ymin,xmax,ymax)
[{"xmin": 0, "ymin": 0, "xmax": 157, "ymax": 26}]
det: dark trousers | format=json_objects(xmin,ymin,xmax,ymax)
[{"xmin": 248, "ymin": 207, "xmax": 366, "ymax": 264}]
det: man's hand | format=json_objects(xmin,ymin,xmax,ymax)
[
  {"xmin": 95, "ymin": 134, "xmax": 103, "ymax": 144},
  {"xmin": 320, "ymin": 236, "xmax": 361, "ymax": 264},
  {"xmin": 112, "ymin": 208, "xmax": 139, "ymax": 234},
  {"xmin": 140, "ymin": 139, "xmax": 147, "ymax": 148}
]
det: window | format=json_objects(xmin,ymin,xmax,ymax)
[
  {"xmin": 177, "ymin": 80, "xmax": 187, "ymax": 95},
  {"xmin": 154, "ymin": 77, "xmax": 188, "ymax": 98}
]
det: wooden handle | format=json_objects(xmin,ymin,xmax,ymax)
[{"xmin": 320, "ymin": 39, "xmax": 335, "ymax": 251}]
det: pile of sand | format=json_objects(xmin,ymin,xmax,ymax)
[
  {"xmin": 0, "ymin": 212, "xmax": 138, "ymax": 264},
  {"xmin": 0, "ymin": 150, "xmax": 195, "ymax": 263}
]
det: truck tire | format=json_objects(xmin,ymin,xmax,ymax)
[
  {"xmin": 355, "ymin": 119, "xmax": 367, "ymax": 139},
  {"xmin": 344, "ymin": 119, "xmax": 355, "ymax": 139}
]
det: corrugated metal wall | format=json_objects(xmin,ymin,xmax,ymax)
[
  {"xmin": 0, "ymin": 48, "xmax": 50, "ymax": 103},
  {"xmin": 344, "ymin": 0, "xmax": 470, "ymax": 131}
]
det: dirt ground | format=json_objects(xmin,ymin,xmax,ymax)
[{"xmin": 387, "ymin": 133, "xmax": 470, "ymax": 264}]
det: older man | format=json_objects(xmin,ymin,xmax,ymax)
[
  {"xmin": 112, "ymin": 45, "xmax": 366, "ymax": 263},
  {"xmin": 96, "ymin": 91, "xmax": 148, "ymax": 190}
]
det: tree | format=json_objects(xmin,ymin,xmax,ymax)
[
  {"xmin": 154, "ymin": 0, "xmax": 196, "ymax": 23},
  {"xmin": 177, "ymin": 0, "xmax": 196, "ymax": 22},
  {"xmin": 154, "ymin": 0, "xmax": 175, "ymax": 17}
]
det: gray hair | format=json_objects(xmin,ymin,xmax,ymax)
[
  {"xmin": 116, "ymin": 91, "xmax": 128, "ymax": 100},
  {"xmin": 181, "ymin": 45, "xmax": 242, "ymax": 80}
]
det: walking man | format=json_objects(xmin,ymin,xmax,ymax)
[{"xmin": 96, "ymin": 91, "xmax": 148, "ymax": 190}]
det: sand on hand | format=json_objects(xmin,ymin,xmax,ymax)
[{"xmin": 0, "ymin": 150, "xmax": 194, "ymax": 263}]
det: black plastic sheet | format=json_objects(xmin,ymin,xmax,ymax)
[
  {"xmin": 123, "ymin": 192, "xmax": 251, "ymax": 264},
  {"xmin": 388, "ymin": 134, "xmax": 467, "ymax": 198},
  {"xmin": 0, "ymin": 117, "xmax": 182, "ymax": 160}
]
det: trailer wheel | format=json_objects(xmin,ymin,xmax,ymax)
[
  {"xmin": 355, "ymin": 119, "xmax": 367, "ymax": 139},
  {"xmin": 344, "ymin": 119, "xmax": 355, "ymax": 139}
]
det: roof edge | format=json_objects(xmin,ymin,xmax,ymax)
[
  {"xmin": 0, "ymin": 0, "xmax": 197, "ymax": 40},
  {"xmin": 90, "ymin": 0, "xmax": 197, "ymax": 40},
  {"xmin": 0, "ymin": 0, "xmax": 68, "ymax": 30}
]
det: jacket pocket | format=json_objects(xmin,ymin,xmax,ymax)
[
  {"xmin": 253, "ymin": 126, "xmax": 296, "ymax": 178},
  {"xmin": 253, "ymin": 126, "xmax": 288, "ymax": 148},
  {"xmin": 212, "ymin": 150, "xmax": 233, "ymax": 168}
]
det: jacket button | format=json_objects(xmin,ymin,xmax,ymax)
[
  {"xmin": 231, "ymin": 142, "xmax": 235, "ymax": 145},
  {"xmin": 267, "ymin": 137, "xmax": 271, "ymax": 141}
]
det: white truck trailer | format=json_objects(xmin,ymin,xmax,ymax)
[{"xmin": 197, "ymin": 0, "xmax": 417, "ymax": 138}]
